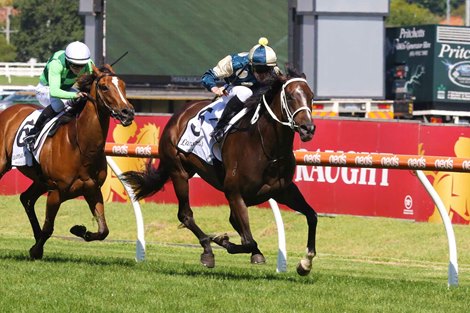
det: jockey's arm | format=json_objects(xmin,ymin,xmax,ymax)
[
  {"xmin": 201, "ymin": 55, "xmax": 234, "ymax": 94},
  {"xmin": 47, "ymin": 60, "xmax": 79, "ymax": 100}
]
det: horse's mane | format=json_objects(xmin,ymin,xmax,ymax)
[
  {"xmin": 76, "ymin": 65, "xmax": 114, "ymax": 93},
  {"xmin": 70, "ymin": 65, "xmax": 115, "ymax": 113},
  {"xmin": 244, "ymin": 64, "xmax": 305, "ymax": 111}
]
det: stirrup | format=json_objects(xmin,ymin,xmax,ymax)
[
  {"xmin": 211, "ymin": 128, "xmax": 225, "ymax": 143},
  {"xmin": 24, "ymin": 134, "xmax": 37, "ymax": 151}
]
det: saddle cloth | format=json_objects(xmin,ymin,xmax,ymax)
[
  {"xmin": 12, "ymin": 110, "xmax": 64, "ymax": 166},
  {"xmin": 177, "ymin": 98, "xmax": 247, "ymax": 164}
]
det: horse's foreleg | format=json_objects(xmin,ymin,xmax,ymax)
[
  {"xmin": 172, "ymin": 173, "xmax": 214, "ymax": 268},
  {"xmin": 273, "ymin": 183, "xmax": 317, "ymax": 276},
  {"xmin": 29, "ymin": 189, "xmax": 62, "ymax": 259},
  {"xmin": 20, "ymin": 182, "xmax": 47, "ymax": 241},
  {"xmin": 212, "ymin": 194, "xmax": 265, "ymax": 264},
  {"xmin": 71, "ymin": 189, "xmax": 109, "ymax": 241}
]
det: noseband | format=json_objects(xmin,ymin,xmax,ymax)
[{"xmin": 260, "ymin": 78, "xmax": 312, "ymax": 130}]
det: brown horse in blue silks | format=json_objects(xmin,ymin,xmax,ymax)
[{"xmin": 122, "ymin": 66, "xmax": 317, "ymax": 275}]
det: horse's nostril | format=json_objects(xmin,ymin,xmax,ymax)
[
  {"xmin": 301, "ymin": 124, "xmax": 315, "ymax": 134},
  {"xmin": 310, "ymin": 124, "xmax": 316, "ymax": 134},
  {"xmin": 122, "ymin": 108, "xmax": 134, "ymax": 118}
]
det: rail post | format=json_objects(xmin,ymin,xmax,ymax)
[{"xmin": 106, "ymin": 156, "xmax": 146, "ymax": 261}]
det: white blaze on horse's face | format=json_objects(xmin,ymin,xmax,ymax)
[{"xmin": 112, "ymin": 76, "xmax": 127, "ymax": 103}]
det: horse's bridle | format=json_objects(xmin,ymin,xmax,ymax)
[
  {"xmin": 261, "ymin": 78, "xmax": 312, "ymax": 130},
  {"xmin": 93, "ymin": 73, "xmax": 123, "ymax": 120},
  {"xmin": 250, "ymin": 77, "xmax": 313, "ymax": 162}
]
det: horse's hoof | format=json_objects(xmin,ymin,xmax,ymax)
[
  {"xmin": 251, "ymin": 253, "xmax": 266, "ymax": 264},
  {"xmin": 29, "ymin": 246, "xmax": 43, "ymax": 260},
  {"xmin": 201, "ymin": 253, "xmax": 215, "ymax": 268},
  {"xmin": 296, "ymin": 260, "xmax": 312, "ymax": 276},
  {"xmin": 70, "ymin": 225, "xmax": 87, "ymax": 238}
]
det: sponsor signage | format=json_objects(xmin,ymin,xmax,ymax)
[
  {"xmin": 1, "ymin": 116, "xmax": 469, "ymax": 225},
  {"xmin": 295, "ymin": 151, "xmax": 470, "ymax": 172},
  {"xmin": 386, "ymin": 25, "xmax": 470, "ymax": 110}
]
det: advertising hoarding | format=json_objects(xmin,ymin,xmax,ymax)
[
  {"xmin": 386, "ymin": 25, "xmax": 470, "ymax": 111},
  {"xmin": 1, "ymin": 116, "xmax": 469, "ymax": 225}
]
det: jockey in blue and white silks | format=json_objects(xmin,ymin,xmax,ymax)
[{"xmin": 201, "ymin": 37, "xmax": 280, "ymax": 142}]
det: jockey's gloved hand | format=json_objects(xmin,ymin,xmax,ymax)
[
  {"xmin": 211, "ymin": 86, "xmax": 228, "ymax": 97},
  {"xmin": 76, "ymin": 91, "xmax": 88, "ymax": 99}
]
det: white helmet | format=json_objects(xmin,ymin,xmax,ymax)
[
  {"xmin": 65, "ymin": 41, "xmax": 91, "ymax": 65},
  {"xmin": 248, "ymin": 37, "xmax": 277, "ymax": 67}
]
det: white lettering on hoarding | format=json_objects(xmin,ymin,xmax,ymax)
[
  {"xmin": 399, "ymin": 27, "xmax": 425, "ymax": 39},
  {"xmin": 325, "ymin": 167, "xmax": 340, "ymax": 183},
  {"xmin": 434, "ymin": 158, "xmax": 453, "ymax": 170},
  {"xmin": 438, "ymin": 44, "xmax": 470, "ymax": 59},
  {"xmin": 328, "ymin": 154, "xmax": 347, "ymax": 165},
  {"xmin": 294, "ymin": 166, "xmax": 389, "ymax": 186},
  {"xmin": 112, "ymin": 144, "xmax": 128, "ymax": 155},
  {"xmin": 135, "ymin": 145, "xmax": 152, "ymax": 156},
  {"xmin": 380, "ymin": 155, "xmax": 400, "ymax": 167},
  {"xmin": 354, "ymin": 154, "xmax": 373, "ymax": 167},
  {"xmin": 295, "ymin": 150, "xmax": 390, "ymax": 186},
  {"xmin": 407, "ymin": 156, "xmax": 426, "ymax": 169},
  {"xmin": 462, "ymin": 160, "xmax": 470, "ymax": 170},
  {"xmin": 359, "ymin": 168, "xmax": 376, "ymax": 186},
  {"xmin": 342, "ymin": 168, "xmax": 359, "ymax": 185},
  {"xmin": 303, "ymin": 151, "xmax": 321, "ymax": 165}
]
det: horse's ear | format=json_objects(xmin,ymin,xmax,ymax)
[
  {"xmin": 301, "ymin": 72, "xmax": 306, "ymax": 79},
  {"xmin": 104, "ymin": 64, "xmax": 115, "ymax": 74},
  {"xmin": 92, "ymin": 64, "xmax": 101, "ymax": 76}
]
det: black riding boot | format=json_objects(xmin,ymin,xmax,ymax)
[
  {"xmin": 24, "ymin": 105, "xmax": 57, "ymax": 151},
  {"xmin": 211, "ymin": 96, "xmax": 245, "ymax": 142}
]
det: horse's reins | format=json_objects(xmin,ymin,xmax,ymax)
[{"xmin": 253, "ymin": 77, "xmax": 312, "ymax": 162}]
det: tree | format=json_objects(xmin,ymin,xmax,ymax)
[
  {"xmin": 0, "ymin": 34, "xmax": 16, "ymax": 61},
  {"xmin": 0, "ymin": 0, "xmax": 16, "ymax": 60},
  {"xmin": 0, "ymin": 0, "xmax": 14, "ymax": 6},
  {"xmin": 11, "ymin": 0, "xmax": 84, "ymax": 62},
  {"xmin": 407, "ymin": 0, "xmax": 463, "ymax": 17},
  {"xmin": 387, "ymin": 0, "xmax": 440, "ymax": 27}
]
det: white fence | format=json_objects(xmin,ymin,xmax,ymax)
[{"xmin": 0, "ymin": 62, "xmax": 46, "ymax": 83}]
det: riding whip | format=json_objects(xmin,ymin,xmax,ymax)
[{"xmin": 110, "ymin": 51, "xmax": 129, "ymax": 67}]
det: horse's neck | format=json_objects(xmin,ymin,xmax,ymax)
[
  {"xmin": 76, "ymin": 100, "xmax": 110, "ymax": 150},
  {"xmin": 258, "ymin": 96, "xmax": 295, "ymax": 153}
]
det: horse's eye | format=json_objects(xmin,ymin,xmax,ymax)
[{"xmin": 100, "ymin": 85, "xmax": 109, "ymax": 92}]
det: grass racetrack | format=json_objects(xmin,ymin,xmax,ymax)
[{"xmin": 0, "ymin": 195, "xmax": 469, "ymax": 312}]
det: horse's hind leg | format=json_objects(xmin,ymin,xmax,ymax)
[
  {"xmin": 212, "ymin": 194, "xmax": 265, "ymax": 264},
  {"xmin": 273, "ymin": 183, "xmax": 317, "ymax": 276},
  {"xmin": 29, "ymin": 189, "xmax": 62, "ymax": 259},
  {"xmin": 70, "ymin": 188, "xmax": 109, "ymax": 241},
  {"xmin": 172, "ymin": 173, "xmax": 215, "ymax": 268},
  {"xmin": 20, "ymin": 182, "xmax": 47, "ymax": 242}
]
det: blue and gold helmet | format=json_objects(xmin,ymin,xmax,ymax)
[{"xmin": 248, "ymin": 37, "xmax": 277, "ymax": 67}]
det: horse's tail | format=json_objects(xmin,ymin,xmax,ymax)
[{"xmin": 120, "ymin": 160, "xmax": 170, "ymax": 201}]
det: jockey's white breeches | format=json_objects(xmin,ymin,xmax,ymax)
[
  {"xmin": 220, "ymin": 85, "xmax": 253, "ymax": 105},
  {"xmin": 35, "ymin": 83, "xmax": 78, "ymax": 113}
]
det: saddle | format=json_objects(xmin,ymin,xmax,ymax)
[{"xmin": 47, "ymin": 98, "xmax": 86, "ymax": 137}]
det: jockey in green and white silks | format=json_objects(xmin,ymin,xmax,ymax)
[
  {"xmin": 201, "ymin": 37, "xmax": 279, "ymax": 142},
  {"xmin": 25, "ymin": 41, "xmax": 94, "ymax": 151}
]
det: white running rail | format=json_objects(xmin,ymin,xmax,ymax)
[{"xmin": 0, "ymin": 62, "xmax": 46, "ymax": 83}]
